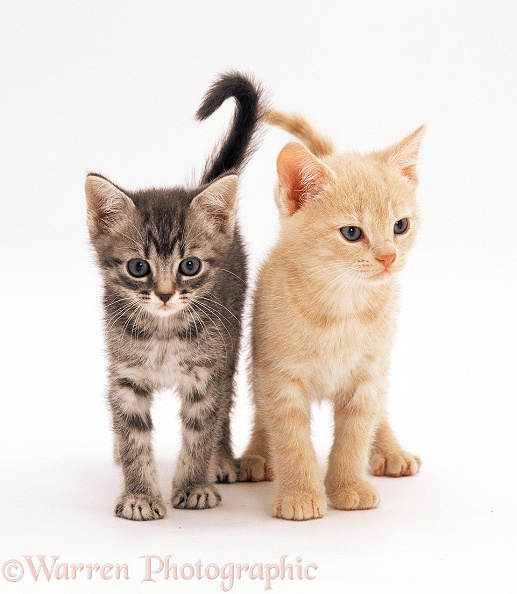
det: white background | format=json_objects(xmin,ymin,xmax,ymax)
[{"xmin": 1, "ymin": 1, "xmax": 516, "ymax": 593}]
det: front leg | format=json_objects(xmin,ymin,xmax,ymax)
[
  {"xmin": 108, "ymin": 375, "xmax": 166, "ymax": 521},
  {"xmin": 171, "ymin": 376, "xmax": 228, "ymax": 510},
  {"xmin": 369, "ymin": 415, "xmax": 421, "ymax": 477},
  {"xmin": 262, "ymin": 380, "xmax": 326, "ymax": 521},
  {"xmin": 325, "ymin": 380, "xmax": 382, "ymax": 511}
]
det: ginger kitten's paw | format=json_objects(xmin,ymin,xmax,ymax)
[
  {"xmin": 274, "ymin": 492, "xmax": 327, "ymax": 521},
  {"xmin": 115, "ymin": 494, "xmax": 166, "ymax": 521},
  {"xmin": 329, "ymin": 481, "xmax": 380, "ymax": 511},
  {"xmin": 370, "ymin": 451, "xmax": 421, "ymax": 477},
  {"xmin": 238, "ymin": 455, "xmax": 275, "ymax": 482},
  {"xmin": 215, "ymin": 455, "xmax": 238, "ymax": 483},
  {"xmin": 171, "ymin": 485, "xmax": 222, "ymax": 510}
]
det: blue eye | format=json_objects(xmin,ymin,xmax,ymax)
[
  {"xmin": 179, "ymin": 257, "xmax": 201, "ymax": 276},
  {"xmin": 340, "ymin": 226, "xmax": 363, "ymax": 242},
  {"xmin": 394, "ymin": 218, "xmax": 409, "ymax": 235},
  {"xmin": 127, "ymin": 259, "xmax": 150, "ymax": 278}
]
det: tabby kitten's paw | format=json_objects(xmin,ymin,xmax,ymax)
[
  {"xmin": 274, "ymin": 492, "xmax": 327, "ymax": 521},
  {"xmin": 215, "ymin": 456, "xmax": 238, "ymax": 483},
  {"xmin": 370, "ymin": 451, "xmax": 421, "ymax": 477},
  {"xmin": 238, "ymin": 455, "xmax": 275, "ymax": 482},
  {"xmin": 328, "ymin": 481, "xmax": 379, "ymax": 511},
  {"xmin": 171, "ymin": 485, "xmax": 222, "ymax": 510},
  {"xmin": 115, "ymin": 494, "xmax": 166, "ymax": 521}
]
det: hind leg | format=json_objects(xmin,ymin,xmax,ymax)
[
  {"xmin": 215, "ymin": 401, "xmax": 239, "ymax": 483},
  {"xmin": 369, "ymin": 416, "xmax": 421, "ymax": 477},
  {"xmin": 239, "ymin": 408, "xmax": 275, "ymax": 482}
]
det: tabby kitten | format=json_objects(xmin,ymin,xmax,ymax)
[
  {"xmin": 239, "ymin": 110, "xmax": 424, "ymax": 520},
  {"xmin": 86, "ymin": 72, "xmax": 264, "ymax": 520}
]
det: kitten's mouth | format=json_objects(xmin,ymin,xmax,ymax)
[
  {"xmin": 370, "ymin": 269, "xmax": 391, "ymax": 280},
  {"xmin": 150, "ymin": 302, "xmax": 182, "ymax": 317}
]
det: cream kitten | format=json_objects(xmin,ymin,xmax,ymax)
[{"xmin": 239, "ymin": 110, "xmax": 424, "ymax": 520}]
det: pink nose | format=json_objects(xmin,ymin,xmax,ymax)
[{"xmin": 376, "ymin": 253, "xmax": 396, "ymax": 268}]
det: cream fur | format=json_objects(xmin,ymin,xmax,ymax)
[{"xmin": 240, "ymin": 113, "xmax": 424, "ymax": 520}]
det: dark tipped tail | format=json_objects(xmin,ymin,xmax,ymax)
[{"xmin": 197, "ymin": 71, "xmax": 265, "ymax": 184}]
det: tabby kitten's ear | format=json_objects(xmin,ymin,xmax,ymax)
[
  {"xmin": 374, "ymin": 125, "xmax": 426, "ymax": 185},
  {"xmin": 85, "ymin": 174, "xmax": 135, "ymax": 235},
  {"xmin": 190, "ymin": 174, "xmax": 238, "ymax": 235},
  {"xmin": 276, "ymin": 142, "xmax": 334, "ymax": 217}
]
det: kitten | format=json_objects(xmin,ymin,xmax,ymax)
[
  {"xmin": 85, "ymin": 72, "xmax": 265, "ymax": 520},
  {"xmin": 239, "ymin": 109, "xmax": 424, "ymax": 520}
]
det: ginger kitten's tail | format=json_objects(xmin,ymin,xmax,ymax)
[
  {"xmin": 197, "ymin": 71, "xmax": 266, "ymax": 184},
  {"xmin": 266, "ymin": 109, "xmax": 334, "ymax": 157}
]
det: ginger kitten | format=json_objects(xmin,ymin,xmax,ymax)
[{"xmin": 240, "ymin": 110, "xmax": 424, "ymax": 520}]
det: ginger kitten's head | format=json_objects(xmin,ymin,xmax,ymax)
[{"xmin": 274, "ymin": 126, "xmax": 425, "ymax": 289}]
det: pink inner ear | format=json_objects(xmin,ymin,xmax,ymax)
[
  {"xmin": 401, "ymin": 164, "xmax": 417, "ymax": 183},
  {"xmin": 277, "ymin": 143, "xmax": 330, "ymax": 215},
  {"xmin": 277, "ymin": 146, "xmax": 305, "ymax": 215}
]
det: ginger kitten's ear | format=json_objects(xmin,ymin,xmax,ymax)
[
  {"xmin": 85, "ymin": 174, "xmax": 135, "ymax": 235},
  {"xmin": 276, "ymin": 142, "xmax": 334, "ymax": 217},
  {"xmin": 374, "ymin": 125, "xmax": 426, "ymax": 184},
  {"xmin": 190, "ymin": 174, "xmax": 238, "ymax": 234}
]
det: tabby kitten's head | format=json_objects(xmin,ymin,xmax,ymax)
[
  {"xmin": 274, "ymin": 126, "xmax": 425, "ymax": 291},
  {"xmin": 85, "ymin": 173, "xmax": 238, "ymax": 318}
]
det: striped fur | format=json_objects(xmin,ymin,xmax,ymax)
[{"xmin": 86, "ymin": 72, "xmax": 265, "ymax": 520}]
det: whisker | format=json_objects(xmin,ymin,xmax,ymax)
[
  {"xmin": 191, "ymin": 305, "xmax": 230, "ymax": 362},
  {"xmin": 194, "ymin": 301, "xmax": 234, "ymax": 351},
  {"xmin": 199, "ymin": 294, "xmax": 241, "ymax": 323},
  {"xmin": 218, "ymin": 268, "xmax": 246, "ymax": 285}
]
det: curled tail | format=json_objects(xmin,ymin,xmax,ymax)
[
  {"xmin": 266, "ymin": 109, "xmax": 334, "ymax": 158},
  {"xmin": 197, "ymin": 71, "xmax": 266, "ymax": 184}
]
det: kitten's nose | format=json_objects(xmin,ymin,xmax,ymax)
[
  {"xmin": 376, "ymin": 253, "xmax": 396, "ymax": 268},
  {"xmin": 156, "ymin": 293, "xmax": 172, "ymax": 304}
]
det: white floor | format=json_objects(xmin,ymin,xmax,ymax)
[
  {"xmin": 1, "ymin": 2, "xmax": 517, "ymax": 593},
  {"xmin": 3, "ymin": 263, "xmax": 515, "ymax": 593}
]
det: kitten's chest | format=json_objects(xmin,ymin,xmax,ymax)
[
  {"xmin": 140, "ymin": 337, "xmax": 196, "ymax": 390},
  {"xmin": 138, "ymin": 340, "xmax": 180, "ymax": 389},
  {"xmin": 319, "ymin": 318, "xmax": 371, "ymax": 368},
  {"xmin": 295, "ymin": 314, "xmax": 391, "ymax": 398}
]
